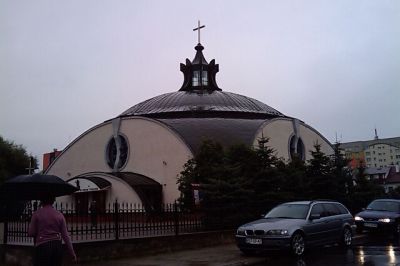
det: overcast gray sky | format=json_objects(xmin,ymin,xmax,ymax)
[{"xmin": 1, "ymin": 0, "xmax": 399, "ymax": 167}]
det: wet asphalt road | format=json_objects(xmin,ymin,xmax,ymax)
[
  {"xmin": 253, "ymin": 233, "xmax": 400, "ymax": 266},
  {"xmin": 82, "ymin": 233, "xmax": 400, "ymax": 266}
]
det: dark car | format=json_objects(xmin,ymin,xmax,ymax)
[
  {"xmin": 355, "ymin": 199, "xmax": 400, "ymax": 235},
  {"xmin": 236, "ymin": 200, "xmax": 355, "ymax": 256}
]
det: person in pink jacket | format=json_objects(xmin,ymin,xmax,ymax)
[{"xmin": 28, "ymin": 197, "xmax": 77, "ymax": 266}]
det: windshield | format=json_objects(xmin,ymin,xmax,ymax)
[
  {"xmin": 265, "ymin": 204, "xmax": 309, "ymax": 219},
  {"xmin": 367, "ymin": 200, "xmax": 400, "ymax": 212}
]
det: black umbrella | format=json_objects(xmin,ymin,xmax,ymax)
[{"xmin": 0, "ymin": 174, "xmax": 78, "ymax": 200}]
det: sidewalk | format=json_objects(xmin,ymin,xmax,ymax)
[{"xmin": 83, "ymin": 243, "xmax": 265, "ymax": 266}]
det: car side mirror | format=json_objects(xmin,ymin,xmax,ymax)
[
  {"xmin": 260, "ymin": 214, "xmax": 265, "ymax": 218},
  {"xmin": 309, "ymin": 213, "xmax": 321, "ymax": 220}
]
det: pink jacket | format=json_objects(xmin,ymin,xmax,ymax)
[{"xmin": 28, "ymin": 205, "xmax": 76, "ymax": 258}]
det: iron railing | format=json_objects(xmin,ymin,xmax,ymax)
[{"xmin": 3, "ymin": 201, "xmax": 238, "ymax": 245}]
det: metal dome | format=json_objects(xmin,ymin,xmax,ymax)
[
  {"xmin": 120, "ymin": 90, "xmax": 284, "ymax": 119},
  {"xmin": 120, "ymin": 43, "xmax": 284, "ymax": 119}
]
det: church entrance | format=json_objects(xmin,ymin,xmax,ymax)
[
  {"xmin": 74, "ymin": 190, "xmax": 107, "ymax": 214},
  {"xmin": 75, "ymin": 193, "xmax": 89, "ymax": 214},
  {"xmin": 91, "ymin": 190, "xmax": 106, "ymax": 213},
  {"xmin": 68, "ymin": 175, "xmax": 111, "ymax": 214}
]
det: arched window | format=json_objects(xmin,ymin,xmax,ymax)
[
  {"xmin": 289, "ymin": 135, "xmax": 305, "ymax": 161},
  {"xmin": 201, "ymin": 71, "xmax": 208, "ymax": 85},
  {"xmin": 106, "ymin": 134, "xmax": 129, "ymax": 170},
  {"xmin": 192, "ymin": 70, "xmax": 208, "ymax": 86}
]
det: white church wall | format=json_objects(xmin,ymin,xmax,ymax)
[
  {"xmin": 104, "ymin": 176, "xmax": 142, "ymax": 203},
  {"xmin": 253, "ymin": 118, "xmax": 333, "ymax": 161},
  {"xmin": 46, "ymin": 117, "xmax": 193, "ymax": 205},
  {"xmin": 119, "ymin": 117, "xmax": 193, "ymax": 203},
  {"xmin": 254, "ymin": 119, "xmax": 294, "ymax": 160},
  {"xmin": 298, "ymin": 123, "xmax": 334, "ymax": 159},
  {"xmin": 46, "ymin": 123, "xmax": 113, "ymax": 179}
]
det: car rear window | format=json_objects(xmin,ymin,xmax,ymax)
[
  {"xmin": 335, "ymin": 203, "xmax": 349, "ymax": 214},
  {"xmin": 322, "ymin": 203, "xmax": 341, "ymax": 216}
]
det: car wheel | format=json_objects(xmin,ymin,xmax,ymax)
[
  {"xmin": 356, "ymin": 226, "xmax": 363, "ymax": 234},
  {"xmin": 393, "ymin": 223, "xmax": 400, "ymax": 238},
  {"xmin": 291, "ymin": 232, "xmax": 305, "ymax": 256},
  {"xmin": 341, "ymin": 227, "xmax": 352, "ymax": 247}
]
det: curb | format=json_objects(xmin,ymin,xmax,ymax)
[{"xmin": 224, "ymin": 258, "xmax": 265, "ymax": 266}]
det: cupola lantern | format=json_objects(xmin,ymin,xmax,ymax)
[{"xmin": 179, "ymin": 22, "xmax": 221, "ymax": 92}]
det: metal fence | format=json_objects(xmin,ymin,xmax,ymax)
[{"xmin": 3, "ymin": 202, "xmax": 220, "ymax": 246}]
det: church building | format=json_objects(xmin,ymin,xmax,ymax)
[{"xmin": 46, "ymin": 33, "xmax": 333, "ymax": 212}]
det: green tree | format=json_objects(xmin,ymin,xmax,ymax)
[
  {"xmin": 177, "ymin": 137, "xmax": 370, "ymax": 225},
  {"xmin": 279, "ymin": 155, "xmax": 308, "ymax": 201},
  {"xmin": 200, "ymin": 143, "xmax": 254, "ymax": 226},
  {"xmin": 0, "ymin": 135, "xmax": 37, "ymax": 184},
  {"xmin": 0, "ymin": 136, "xmax": 37, "ymax": 221},
  {"xmin": 221, "ymin": 143, "xmax": 259, "ymax": 204},
  {"xmin": 249, "ymin": 137, "xmax": 284, "ymax": 213},
  {"xmin": 306, "ymin": 143, "xmax": 339, "ymax": 200},
  {"xmin": 331, "ymin": 142, "xmax": 354, "ymax": 204},
  {"xmin": 255, "ymin": 136, "xmax": 278, "ymax": 169},
  {"xmin": 201, "ymin": 173, "xmax": 253, "ymax": 227},
  {"xmin": 177, "ymin": 158, "xmax": 197, "ymax": 208},
  {"xmin": 177, "ymin": 140, "xmax": 225, "ymax": 209},
  {"xmin": 351, "ymin": 163, "xmax": 384, "ymax": 212}
]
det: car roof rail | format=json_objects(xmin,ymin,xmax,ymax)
[
  {"xmin": 375, "ymin": 198, "xmax": 400, "ymax": 201},
  {"xmin": 311, "ymin": 199, "xmax": 338, "ymax": 204}
]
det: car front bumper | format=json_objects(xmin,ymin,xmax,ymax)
[
  {"xmin": 356, "ymin": 221, "xmax": 397, "ymax": 233},
  {"xmin": 235, "ymin": 235, "xmax": 291, "ymax": 251}
]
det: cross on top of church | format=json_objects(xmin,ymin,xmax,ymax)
[
  {"xmin": 193, "ymin": 20, "xmax": 205, "ymax": 44},
  {"xmin": 25, "ymin": 156, "xmax": 35, "ymax": 174}
]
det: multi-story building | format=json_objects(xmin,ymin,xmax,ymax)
[
  {"xmin": 364, "ymin": 143, "xmax": 400, "ymax": 168},
  {"xmin": 340, "ymin": 135, "xmax": 400, "ymax": 168},
  {"xmin": 43, "ymin": 149, "xmax": 63, "ymax": 171}
]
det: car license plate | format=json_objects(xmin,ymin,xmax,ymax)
[
  {"xmin": 246, "ymin": 238, "xmax": 262, "ymax": 245},
  {"xmin": 364, "ymin": 223, "xmax": 378, "ymax": 228}
]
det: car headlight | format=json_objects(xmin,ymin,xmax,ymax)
[
  {"xmin": 355, "ymin": 216, "xmax": 364, "ymax": 221},
  {"xmin": 266, "ymin": 229, "xmax": 289, "ymax": 236},
  {"xmin": 236, "ymin": 228, "xmax": 245, "ymax": 235},
  {"xmin": 378, "ymin": 218, "xmax": 392, "ymax": 223}
]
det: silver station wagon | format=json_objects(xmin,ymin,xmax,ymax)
[{"xmin": 236, "ymin": 200, "xmax": 355, "ymax": 256}]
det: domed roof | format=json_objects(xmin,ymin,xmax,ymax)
[
  {"xmin": 120, "ymin": 90, "xmax": 284, "ymax": 119},
  {"xmin": 119, "ymin": 43, "xmax": 284, "ymax": 120}
]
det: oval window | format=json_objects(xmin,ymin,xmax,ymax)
[
  {"xmin": 106, "ymin": 135, "xmax": 129, "ymax": 170},
  {"xmin": 289, "ymin": 136, "xmax": 305, "ymax": 161}
]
